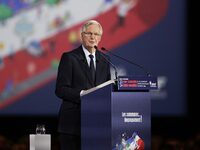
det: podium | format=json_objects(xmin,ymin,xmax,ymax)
[{"xmin": 81, "ymin": 77, "xmax": 157, "ymax": 150}]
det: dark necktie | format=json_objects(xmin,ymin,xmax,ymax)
[{"xmin": 89, "ymin": 54, "xmax": 95, "ymax": 83}]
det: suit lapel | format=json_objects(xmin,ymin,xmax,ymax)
[{"xmin": 76, "ymin": 47, "xmax": 95, "ymax": 86}]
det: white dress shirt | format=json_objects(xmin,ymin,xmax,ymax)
[
  {"xmin": 80, "ymin": 45, "xmax": 96, "ymax": 96},
  {"xmin": 82, "ymin": 45, "xmax": 96, "ymax": 69}
]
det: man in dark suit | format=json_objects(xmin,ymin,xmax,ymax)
[{"xmin": 55, "ymin": 20, "xmax": 111, "ymax": 150}]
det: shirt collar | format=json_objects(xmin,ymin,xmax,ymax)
[{"xmin": 82, "ymin": 45, "xmax": 96, "ymax": 57}]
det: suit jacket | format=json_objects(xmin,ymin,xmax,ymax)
[{"xmin": 55, "ymin": 46, "xmax": 111, "ymax": 135}]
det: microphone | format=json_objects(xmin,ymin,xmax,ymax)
[
  {"xmin": 94, "ymin": 46, "xmax": 118, "ymax": 80},
  {"xmin": 101, "ymin": 47, "xmax": 151, "ymax": 77}
]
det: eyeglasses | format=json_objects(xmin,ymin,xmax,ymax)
[{"xmin": 83, "ymin": 32, "xmax": 101, "ymax": 37}]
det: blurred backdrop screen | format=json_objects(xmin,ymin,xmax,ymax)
[{"xmin": 0, "ymin": 0, "xmax": 187, "ymax": 116}]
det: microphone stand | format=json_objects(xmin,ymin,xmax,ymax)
[
  {"xmin": 94, "ymin": 46, "xmax": 118, "ymax": 80},
  {"xmin": 101, "ymin": 47, "xmax": 151, "ymax": 77}
]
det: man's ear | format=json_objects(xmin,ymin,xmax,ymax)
[
  {"xmin": 80, "ymin": 32, "xmax": 83, "ymax": 42},
  {"xmin": 98, "ymin": 36, "xmax": 102, "ymax": 42}
]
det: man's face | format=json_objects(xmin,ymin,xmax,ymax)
[{"xmin": 81, "ymin": 24, "xmax": 102, "ymax": 52}]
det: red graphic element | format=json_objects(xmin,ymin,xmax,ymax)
[{"xmin": 0, "ymin": 0, "xmax": 169, "ymax": 108}]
